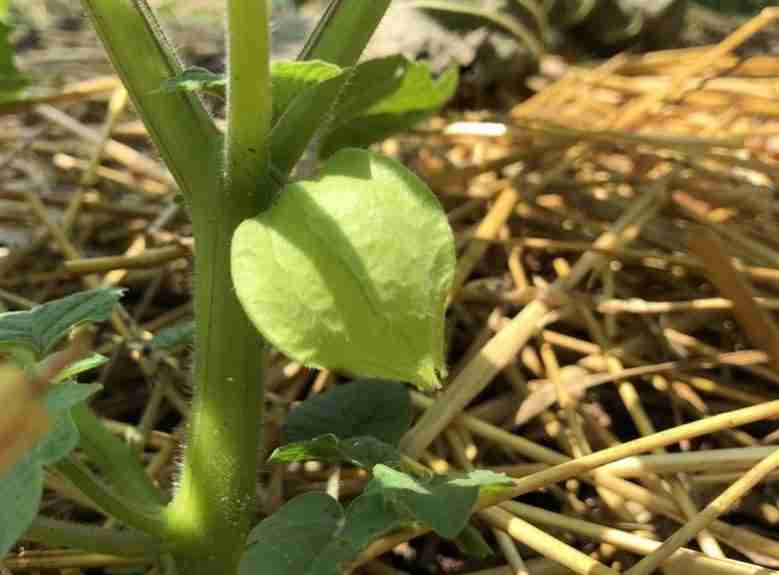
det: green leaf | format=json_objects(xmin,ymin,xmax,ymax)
[
  {"xmin": 0, "ymin": 19, "xmax": 28, "ymax": 101},
  {"xmin": 270, "ymin": 60, "xmax": 343, "ymax": 126},
  {"xmin": 159, "ymin": 67, "xmax": 226, "ymax": 99},
  {"xmin": 270, "ymin": 64, "xmax": 350, "ymax": 174},
  {"xmin": 338, "ymin": 491, "xmax": 405, "ymax": 547},
  {"xmin": 151, "ymin": 321, "xmax": 194, "ymax": 350},
  {"xmin": 232, "ymin": 148, "xmax": 455, "ymax": 392},
  {"xmin": 43, "ymin": 382, "xmax": 102, "ymax": 412},
  {"xmin": 36, "ymin": 382, "xmax": 101, "ymax": 466},
  {"xmin": 371, "ymin": 465, "xmax": 513, "ymax": 538},
  {"xmin": 34, "ymin": 413, "xmax": 79, "ymax": 465},
  {"xmin": 0, "ymin": 455, "xmax": 43, "ymax": 555},
  {"xmin": 168, "ymin": 58, "xmax": 456, "ymax": 175},
  {"xmin": 269, "ymin": 434, "xmax": 401, "ymax": 469},
  {"xmin": 0, "ymin": 288, "xmax": 123, "ymax": 358},
  {"xmin": 239, "ymin": 492, "xmax": 404, "ymax": 575},
  {"xmin": 51, "ymin": 354, "xmax": 108, "ymax": 384},
  {"xmin": 159, "ymin": 60, "xmax": 346, "ymax": 175},
  {"xmin": 321, "ymin": 58, "xmax": 457, "ymax": 157},
  {"xmin": 240, "ymin": 493, "xmax": 342, "ymax": 575},
  {"xmin": 282, "ymin": 380, "xmax": 410, "ymax": 446},
  {"xmin": 329, "ymin": 56, "xmax": 409, "ymax": 120}
]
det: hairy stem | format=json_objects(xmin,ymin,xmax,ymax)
[
  {"xmin": 79, "ymin": 0, "xmax": 219, "ymax": 202},
  {"xmin": 26, "ymin": 517, "xmax": 172, "ymax": 557},
  {"xmin": 298, "ymin": 0, "xmax": 392, "ymax": 66},
  {"xmin": 55, "ymin": 457, "xmax": 168, "ymax": 538},
  {"xmin": 224, "ymin": 0, "xmax": 272, "ymax": 205},
  {"xmin": 166, "ymin": 1, "xmax": 271, "ymax": 573},
  {"xmin": 72, "ymin": 404, "xmax": 164, "ymax": 506}
]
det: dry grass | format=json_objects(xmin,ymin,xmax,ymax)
[{"xmin": 3, "ymin": 5, "xmax": 779, "ymax": 575}]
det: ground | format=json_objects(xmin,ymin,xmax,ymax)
[{"xmin": 3, "ymin": 2, "xmax": 779, "ymax": 575}]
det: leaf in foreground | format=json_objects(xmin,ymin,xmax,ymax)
[
  {"xmin": 371, "ymin": 465, "xmax": 513, "ymax": 539},
  {"xmin": 232, "ymin": 148, "xmax": 455, "ymax": 391},
  {"xmin": 0, "ymin": 454, "xmax": 43, "ymax": 556},
  {"xmin": 0, "ymin": 378, "xmax": 100, "ymax": 555},
  {"xmin": 239, "ymin": 492, "xmax": 403, "ymax": 575}
]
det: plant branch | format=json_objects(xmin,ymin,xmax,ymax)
[
  {"xmin": 225, "ymin": 0, "xmax": 272, "ymax": 203},
  {"xmin": 298, "ymin": 0, "xmax": 392, "ymax": 66},
  {"xmin": 72, "ymin": 404, "xmax": 165, "ymax": 507},
  {"xmin": 25, "ymin": 517, "xmax": 172, "ymax": 557},
  {"xmin": 79, "ymin": 0, "xmax": 219, "ymax": 202},
  {"xmin": 54, "ymin": 457, "xmax": 168, "ymax": 539}
]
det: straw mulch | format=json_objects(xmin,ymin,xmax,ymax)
[{"xmin": 3, "ymin": 7, "xmax": 779, "ymax": 575}]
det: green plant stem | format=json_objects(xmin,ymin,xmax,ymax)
[
  {"xmin": 298, "ymin": 0, "xmax": 392, "ymax": 66},
  {"xmin": 79, "ymin": 0, "xmax": 218, "ymax": 202},
  {"xmin": 224, "ymin": 0, "xmax": 272, "ymax": 201},
  {"xmin": 72, "ymin": 404, "xmax": 164, "ymax": 506},
  {"xmin": 26, "ymin": 517, "xmax": 172, "ymax": 556},
  {"xmin": 166, "ymin": 190, "xmax": 267, "ymax": 574},
  {"xmin": 55, "ymin": 457, "xmax": 168, "ymax": 538},
  {"xmin": 166, "ymin": 1, "xmax": 271, "ymax": 573}
]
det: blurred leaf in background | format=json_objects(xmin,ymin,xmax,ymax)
[
  {"xmin": 690, "ymin": 0, "xmax": 778, "ymax": 14},
  {"xmin": 0, "ymin": 0, "xmax": 28, "ymax": 101}
]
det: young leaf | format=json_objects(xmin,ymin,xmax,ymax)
[
  {"xmin": 321, "ymin": 58, "xmax": 457, "ymax": 157},
  {"xmin": 371, "ymin": 465, "xmax": 513, "ymax": 539},
  {"xmin": 270, "ymin": 56, "xmax": 456, "ymax": 174},
  {"xmin": 269, "ymin": 434, "xmax": 401, "ymax": 469},
  {"xmin": 159, "ymin": 67, "xmax": 226, "ymax": 99},
  {"xmin": 329, "ymin": 56, "xmax": 409, "ymax": 120},
  {"xmin": 269, "ymin": 60, "xmax": 343, "ymax": 125},
  {"xmin": 158, "ymin": 60, "xmax": 343, "ymax": 119},
  {"xmin": 232, "ymin": 148, "xmax": 455, "ymax": 391},
  {"xmin": 239, "ymin": 491, "xmax": 404, "ymax": 575},
  {"xmin": 282, "ymin": 380, "xmax": 410, "ymax": 446},
  {"xmin": 159, "ymin": 58, "xmax": 455, "ymax": 174},
  {"xmin": 270, "ymin": 65, "xmax": 350, "ymax": 174},
  {"xmin": 0, "ymin": 288, "xmax": 124, "ymax": 357}
]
